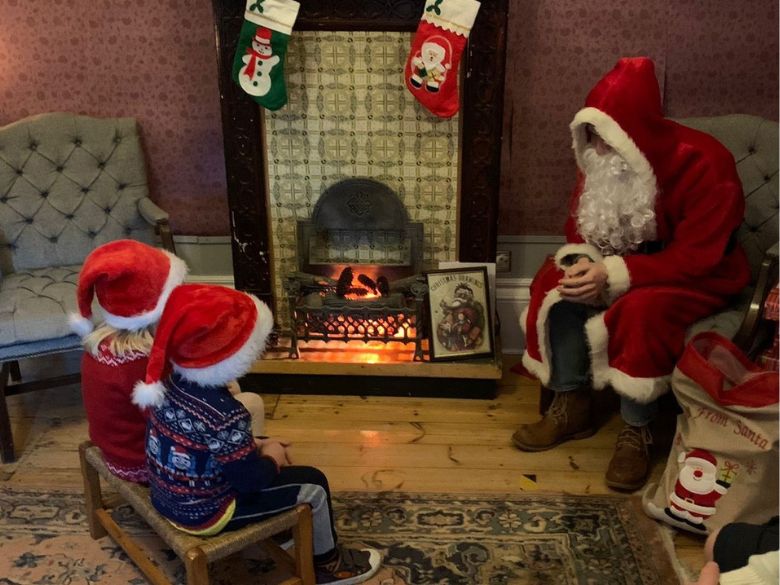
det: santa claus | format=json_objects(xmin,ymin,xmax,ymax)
[
  {"xmin": 665, "ymin": 449, "xmax": 731, "ymax": 530},
  {"xmin": 409, "ymin": 37, "xmax": 451, "ymax": 93},
  {"xmin": 512, "ymin": 58, "xmax": 750, "ymax": 491}
]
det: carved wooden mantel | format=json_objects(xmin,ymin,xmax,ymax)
[{"xmin": 211, "ymin": 0, "xmax": 508, "ymax": 313}]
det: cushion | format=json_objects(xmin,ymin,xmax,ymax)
[{"xmin": 0, "ymin": 264, "xmax": 81, "ymax": 346}]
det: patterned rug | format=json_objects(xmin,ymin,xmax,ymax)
[{"xmin": 0, "ymin": 488, "xmax": 679, "ymax": 585}]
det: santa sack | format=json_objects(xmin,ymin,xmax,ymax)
[{"xmin": 643, "ymin": 332, "xmax": 779, "ymax": 535}]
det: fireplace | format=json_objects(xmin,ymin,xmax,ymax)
[
  {"xmin": 210, "ymin": 0, "xmax": 508, "ymax": 396},
  {"xmin": 284, "ymin": 179, "xmax": 428, "ymax": 361}
]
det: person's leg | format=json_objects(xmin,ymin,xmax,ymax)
[
  {"xmin": 547, "ymin": 301, "xmax": 595, "ymax": 392},
  {"xmin": 513, "ymin": 301, "xmax": 597, "ymax": 451},
  {"xmin": 225, "ymin": 465, "xmax": 337, "ymax": 561},
  {"xmin": 713, "ymin": 519, "xmax": 780, "ymax": 573},
  {"xmin": 606, "ymin": 396, "xmax": 658, "ymax": 491}
]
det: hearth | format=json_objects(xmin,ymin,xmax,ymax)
[{"xmin": 284, "ymin": 179, "xmax": 428, "ymax": 361}]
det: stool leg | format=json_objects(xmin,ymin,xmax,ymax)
[
  {"xmin": 185, "ymin": 547, "xmax": 209, "ymax": 585},
  {"xmin": 9, "ymin": 361, "xmax": 21, "ymax": 382},
  {"xmin": 293, "ymin": 505, "xmax": 315, "ymax": 585},
  {"xmin": 79, "ymin": 442, "xmax": 108, "ymax": 539}
]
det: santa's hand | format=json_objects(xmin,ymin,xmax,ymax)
[{"xmin": 558, "ymin": 261, "xmax": 608, "ymax": 304}]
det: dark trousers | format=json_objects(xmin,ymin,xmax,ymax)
[
  {"xmin": 224, "ymin": 465, "xmax": 338, "ymax": 562},
  {"xmin": 548, "ymin": 300, "xmax": 658, "ymax": 426}
]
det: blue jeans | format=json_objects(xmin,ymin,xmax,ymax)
[{"xmin": 547, "ymin": 300, "xmax": 657, "ymax": 426}]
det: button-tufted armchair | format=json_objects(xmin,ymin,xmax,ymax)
[
  {"xmin": 681, "ymin": 115, "xmax": 779, "ymax": 351},
  {"xmin": 0, "ymin": 112, "xmax": 175, "ymax": 463}
]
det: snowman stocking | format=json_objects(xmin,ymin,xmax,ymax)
[
  {"xmin": 232, "ymin": 0, "xmax": 300, "ymax": 111},
  {"xmin": 405, "ymin": 0, "xmax": 481, "ymax": 118}
]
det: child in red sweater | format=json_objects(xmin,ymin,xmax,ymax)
[{"xmin": 71, "ymin": 240, "xmax": 188, "ymax": 483}]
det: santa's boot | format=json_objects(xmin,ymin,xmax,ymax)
[
  {"xmin": 512, "ymin": 387, "xmax": 594, "ymax": 451},
  {"xmin": 605, "ymin": 423, "xmax": 653, "ymax": 491}
]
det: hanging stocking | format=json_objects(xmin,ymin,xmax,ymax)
[
  {"xmin": 232, "ymin": 0, "xmax": 300, "ymax": 111},
  {"xmin": 405, "ymin": 0, "xmax": 481, "ymax": 118}
]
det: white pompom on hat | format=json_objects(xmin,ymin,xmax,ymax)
[
  {"xmin": 132, "ymin": 284, "xmax": 274, "ymax": 409},
  {"xmin": 69, "ymin": 240, "xmax": 188, "ymax": 337}
]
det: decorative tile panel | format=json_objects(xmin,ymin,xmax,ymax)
[{"xmin": 265, "ymin": 31, "xmax": 460, "ymax": 326}]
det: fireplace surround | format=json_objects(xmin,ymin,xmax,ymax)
[{"xmin": 210, "ymin": 0, "xmax": 508, "ymax": 396}]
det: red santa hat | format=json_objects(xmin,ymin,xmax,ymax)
[
  {"xmin": 678, "ymin": 449, "xmax": 718, "ymax": 473},
  {"xmin": 69, "ymin": 240, "xmax": 188, "ymax": 337},
  {"xmin": 254, "ymin": 26, "xmax": 272, "ymax": 45},
  {"xmin": 132, "ymin": 284, "xmax": 274, "ymax": 409}
]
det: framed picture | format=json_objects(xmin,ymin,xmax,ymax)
[{"xmin": 425, "ymin": 267, "xmax": 494, "ymax": 361}]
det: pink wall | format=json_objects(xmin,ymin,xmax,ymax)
[
  {"xmin": 0, "ymin": 0, "xmax": 230, "ymax": 235},
  {"xmin": 1, "ymin": 0, "xmax": 776, "ymax": 237},
  {"xmin": 500, "ymin": 0, "xmax": 779, "ymax": 235}
]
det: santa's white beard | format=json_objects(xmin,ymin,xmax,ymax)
[{"xmin": 576, "ymin": 147, "xmax": 657, "ymax": 256}]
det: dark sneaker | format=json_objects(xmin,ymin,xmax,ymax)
[{"xmin": 315, "ymin": 546, "xmax": 381, "ymax": 585}]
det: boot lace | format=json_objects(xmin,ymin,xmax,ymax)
[{"xmin": 616, "ymin": 424, "xmax": 653, "ymax": 454}]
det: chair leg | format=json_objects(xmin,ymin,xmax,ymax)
[
  {"xmin": 9, "ymin": 360, "xmax": 21, "ymax": 382},
  {"xmin": 0, "ymin": 363, "xmax": 15, "ymax": 463},
  {"xmin": 79, "ymin": 441, "xmax": 108, "ymax": 539},
  {"xmin": 293, "ymin": 504, "xmax": 316, "ymax": 585},
  {"xmin": 185, "ymin": 547, "xmax": 210, "ymax": 585}
]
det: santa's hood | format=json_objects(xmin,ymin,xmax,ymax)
[{"xmin": 570, "ymin": 58, "xmax": 678, "ymax": 188}]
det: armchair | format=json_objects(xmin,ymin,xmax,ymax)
[
  {"xmin": 680, "ymin": 115, "xmax": 779, "ymax": 353},
  {"xmin": 0, "ymin": 112, "xmax": 175, "ymax": 462}
]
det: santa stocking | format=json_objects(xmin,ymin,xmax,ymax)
[
  {"xmin": 232, "ymin": 0, "xmax": 300, "ymax": 111},
  {"xmin": 405, "ymin": 0, "xmax": 481, "ymax": 118}
]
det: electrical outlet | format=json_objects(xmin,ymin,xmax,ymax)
[{"xmin": 496, "ymin": 250, "xmax": 511, "ymax": 273}]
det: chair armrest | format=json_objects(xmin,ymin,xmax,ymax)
[
  {"xmin": 733, "ymin": 243, "xmax": 779, "ymax": 355},
  {"xmin": 137, "ymin": 198, "xmax": 175, "ymax": 254},
  {"xmin": 138, "ymin": 197, "xmax": 169, "ymax": 225}
]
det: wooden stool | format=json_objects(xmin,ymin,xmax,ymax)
[{"xmin": 79, "ymin": 441, "xmax": 315, "ymax": 585}]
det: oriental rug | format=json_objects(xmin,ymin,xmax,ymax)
[{"xmin": 0, "ymin": 487, "xmax": 679, "ymax": 585}]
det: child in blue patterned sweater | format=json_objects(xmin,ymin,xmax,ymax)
[{"xmin": 133, "ymin": 284, "xmax": 381, "ymax": 584}]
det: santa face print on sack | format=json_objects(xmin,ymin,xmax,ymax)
[
  {"xmin": 664, "ymin": 448, "xmax": 735, "ymax": 532},
  {"xmin": 239, "ymin": 26, "xmax": 280, "ymax": 97},
  {"xmin": 409, "ymin": 38, "xmax": 451, "ymax": 93}
]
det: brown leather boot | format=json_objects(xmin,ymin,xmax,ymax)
[
  {"xmin": 512, "ymin": 387, "xmax": 595, "ymax": 451},
  {"xmin": 605, "ymin": 424, "xmax": 653, "ymax": 491}
]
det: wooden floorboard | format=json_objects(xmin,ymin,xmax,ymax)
[{"xmin": 1, "ymin": 353, "xmax": 705, "ymax": 581}]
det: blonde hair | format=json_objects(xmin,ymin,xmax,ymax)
[{"xmin": 83, "ymin": 323, "xmax": 154, "ymax": 357}]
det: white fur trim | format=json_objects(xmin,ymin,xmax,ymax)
[
  {"xmin": 602, "ymin": 255, "xmax": 631, "ymax": 302},
  {"xmin": 132, "ymin": 380, "xmax": 166, "ymax": 409},
  {"xmin": 520, "ymin": 288, "xmax": 566, "ymax": 386},
  {"xmin": 244, "ymin": 0, "xmax": 300, "ymax": 35},
  {"xmin": 101, "ymin": 251, "xmax": 188, "ymax": 331},
  {"xmin": 68, "ymin": 312, "xmax": 94, "ymax": 337},
  {"xmin": 173, "ymin": 296, "xmax": 274, "ymax": 386},
  {"xmin": 584, "ymin": 312, "xmax": 670, "ymax": 403},
  {"xmin": 422, "ymin": 0, "xmax": 480, "ymax": 37},
  {"xmin": 570, "ymin": 107, "xmax": 657, "ymax": 190},
  {"xmin": 554, "ymin": 243, "xmax": 604, "ymax": 269}
]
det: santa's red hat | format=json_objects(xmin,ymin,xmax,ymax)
[
  {"xmin": 69, "ymin": 240, "xmax": 188, "ymax": 337},
  {"xmin": 678, "ymin": 449, "xmax": 718, "ymax": 472},
  {"xmin": 254, "ymin": 26, "xmax": 272, "ymax": 44},
  {"xmin": 132, "ymin": 284, "xmax": 274, "ymax": 408}
]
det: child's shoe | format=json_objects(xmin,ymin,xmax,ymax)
[{"xmin": 314, "ymin": 546, "xmax": 381, "ymax": 585}]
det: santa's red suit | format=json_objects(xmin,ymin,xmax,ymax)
[
  {"xmin": 521, "ymin": 58, "xmax": 750, "ymax": 403},
  {"xmin": 81, "ymin": 339, "xmax": 150, "ymax": 484}
]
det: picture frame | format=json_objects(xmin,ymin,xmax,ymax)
[{"xmin": 425, "ymin": 267, "xmax": 494, "ymax": 361}]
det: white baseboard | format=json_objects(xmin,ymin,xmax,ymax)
[{"xmin": 496, "ymin": 277, "xmax": 531, "ymax": 354}]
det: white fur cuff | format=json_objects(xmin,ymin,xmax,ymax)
[
  {"xmin": 602, "ymin": 255, "xmax": 631, "ymax": 301},
  {"xmin": 554, "ymin": 243, "xmax": 604, "ymax": 269}
]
